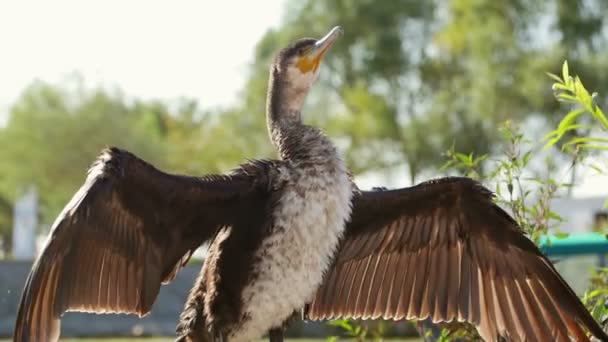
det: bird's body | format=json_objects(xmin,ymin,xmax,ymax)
[
  {"xmin": 13, "ymin": 26, "xmax": 608, "ymax": 342},
  {"xmin": 207, "ymin": 125, "xmax": 353, "ymax": 341}
]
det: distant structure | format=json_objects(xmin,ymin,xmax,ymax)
[
  {"xmin": 552, "ymin": 196, "xmax": 607, "ymax": 233},
  {"xmin": 12, "ymin": 185, "xmax": 37, "ymax": 260}
]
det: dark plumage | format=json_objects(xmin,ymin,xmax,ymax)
[
  {"xmin": 14, "ymin": 148, "xmax": 276, "ymax": 341},
  {"xmin": 308, "ymin": 178, "xmax": 608, "ymax": 341},
  {"xmin": 13, "ymin": 26, "xmax": 608, "ymax": 342}
]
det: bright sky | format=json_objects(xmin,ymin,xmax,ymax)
[{"xmin": 0, "ymin": 0, "xmax": 285, "ymax": 121}]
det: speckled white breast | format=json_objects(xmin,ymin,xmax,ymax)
[{"xmin": 230, "ymin": 158, "xmax": 353, "ymax": 341}]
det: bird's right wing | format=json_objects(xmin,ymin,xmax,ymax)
[
  {"xmin": 309, "ymin": 177, "xmax": 608, "ymax": 341},
  {"xmin": 14, "ymin": 147, "xmax": 274, "ymax": 342}
]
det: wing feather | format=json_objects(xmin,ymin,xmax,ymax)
[
  {"xmin": 352, "ymin": 253, "xmax": 374, "ymax": 318},
  {"xmin": 14, "ymin": 148, "xmax": 272, "ymax": 342},
  {"xmin": 309, "ymin": 177, "xmax": 607, "ymax": 341},
  {"xmin": 372, "ymin": 252, "xmax": 394, "ymax": 319},
  {"xmin": 445, "ymin": 242, "xmax": 460, "ymax": 322},
  {"xmin": 385, "ymin": 252, "xmax": 408, "ymax": 319}
]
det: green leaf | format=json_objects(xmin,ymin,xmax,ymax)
[
  {"xmin": 557, "ymin": 109, "xmax": 585, "ymax": 132},
  {"xmin": 543, "ymin": 121, "xmax": 590, "ymax": 149},
  {"xmin": 552, "ymin": 83, "xmax": 570, "ymax": 91},
  {"xmin": 456, "ymin": 153, "xmax": 469, "ymax": 164},
  {"xmin": 588, "ymin": 163, "xmax": 605, "ymax": 174},
  {"xmin": 440, "ymin": 160, "xmax": 455, "ymax": 171},
  {"xmin": 590, "ymin": 106, "xmax": 608, "ymax": 130},
  {"xmin": 542, "ymin": 130, "xmax": 558, "ymax": 141},
  {"xmin": 548, "ymin": 211, "xmax": 564, "ymax": 221},
  {"xmin": 577, "ymin": 144, "xmax": 608, "ymax": 150},
  {"xmin": 328, "ymin": 319, "xmax": 353, "ymax": 331},
  {"xmin": 586, "ymin": 289, "xmax": 608, "ymax": 299},
  {"xmin": 523, "ymin": 150, "xmax": 532, "ymax": 167},
  {"xmin": 562, "ymin": 60, "xmax": 570, "ymax": 85},
  {"xmin": 563, "ymin": 136, "xmax": 608, "ymax": 148},
  {"xmin": 557, "ymin": 93, "xmax": 578, "ymax": 102},
  {"xmin": 546, "ymin": 72, "xmax": 563, "ymax": 83}
]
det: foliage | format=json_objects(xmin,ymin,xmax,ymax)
[
  {"xmin": 545, "ymin": 61, "xmax": 608, "ymax": 153},
  {"xmin": 327, "ymin": 319, "xmax": 368, "ymax": 341},
  {"xmin": 327, "ymin": 319, "xmax": 386, "ymax": 342},
  {"xmin": 543, "ymin": 60, "xmax": 608, "ymax": 200},
  {"xmin": 444, "ymin": 120, "xmax": 566, "ymax": 245},
  {"xmin": 0, "ymin": 81, "xmax": 163, "ymax": 230},
  {"xmin": 236, "ymin": 0, "xmax": 608, "ymax": 183},
  {"xmin": 582, "ymin": 267, "xmax": 608, "ymax": 326},
  {"xmin": 549, "ymin": 63, "xmax": 608, "ymax": 331}
]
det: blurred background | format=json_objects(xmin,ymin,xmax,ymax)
[{"xmin": 1, "ymin": 0, "xmax": 608, "ymax": 340}]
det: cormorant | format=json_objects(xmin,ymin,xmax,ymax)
[{"xmin": 13, "ymin": 26, "xmax": 608, "ymax": 342}]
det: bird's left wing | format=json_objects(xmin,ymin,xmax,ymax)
[
  {"xmin": 308, "ymin": 177, "xmax": 607, "ymax": 341},
  {"xmin": 13, "ymin": 148, "xmax": 274, "ymax": 342}
]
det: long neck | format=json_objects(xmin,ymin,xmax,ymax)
[
  {"xmin": 265, "ymin": 67, "xmax": 336, "ymax": 162},
  {"xmin": 266, "ymin": 66, "xmax": 305, "ymax": 150}
]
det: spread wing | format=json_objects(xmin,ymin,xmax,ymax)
[
  {"xmin": 308, "ymin": 177, "xmax": 608, "ymax": 341},
  {"xmin": 14, "ymin": 147, "xmax": 273, "ymax": 342}
]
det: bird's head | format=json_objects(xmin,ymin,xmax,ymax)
[{"xmin": 268, "ymin": 26, "xmax": 342, "ymax": 115}]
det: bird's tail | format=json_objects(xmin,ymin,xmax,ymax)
[{"xmin": 175, "ymin": 269, "xmax": 214, "ymax": 342}]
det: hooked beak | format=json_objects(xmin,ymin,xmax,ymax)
[
  {"xmin": 310, "ymin": 26, "xmax": 343, "ymax": 61},
  {"xmin": 297, "ymin": 26, "xmax": 343, "ymax": 73}
]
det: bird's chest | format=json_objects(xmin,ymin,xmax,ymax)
[
  {"xmin": 268, "ymin": 165, "xmax": 353, "ymax": 275},
  {"xmin": 232, "ymin": 163, "xmax": 353, "ymax": 340}
]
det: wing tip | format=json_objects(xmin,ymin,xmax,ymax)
[
  {"xmin": 581, "ymin": 317, "xmax": 608, "ymax": 341},
  {"xmin": 13, "ymin": 318, "xmax": 61, "ymax": 342},
  {"xmin": 14, "ymin": 270, "xmax": 62, "ymax": 342}
]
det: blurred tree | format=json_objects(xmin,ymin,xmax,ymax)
[
  {"xmin": 0, "ymin": 80, "xmax": 180, "ymax": 254},
  {"xmin": 232, "ymin": 0, "xmax": 608, "ymax": 183},
  {"xmin": 0, "ymin": 194, "xmax": 12, "ymax": 257}
]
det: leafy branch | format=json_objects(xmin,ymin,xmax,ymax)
[
  {"xmin": 544, "ymin": 61, "xmax": 608, "ymax": 152},
  {"xmin": 443, "ymin": 121, "xmax": 564, "ymax": 244}
]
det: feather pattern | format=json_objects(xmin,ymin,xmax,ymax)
[
  {"xmin": 14, "ymin": 147, "xmax": 274, "ymax": 342},
  {"xmin": 308, "ymin": 177, "xmax": 608, "ymax": 341}
]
